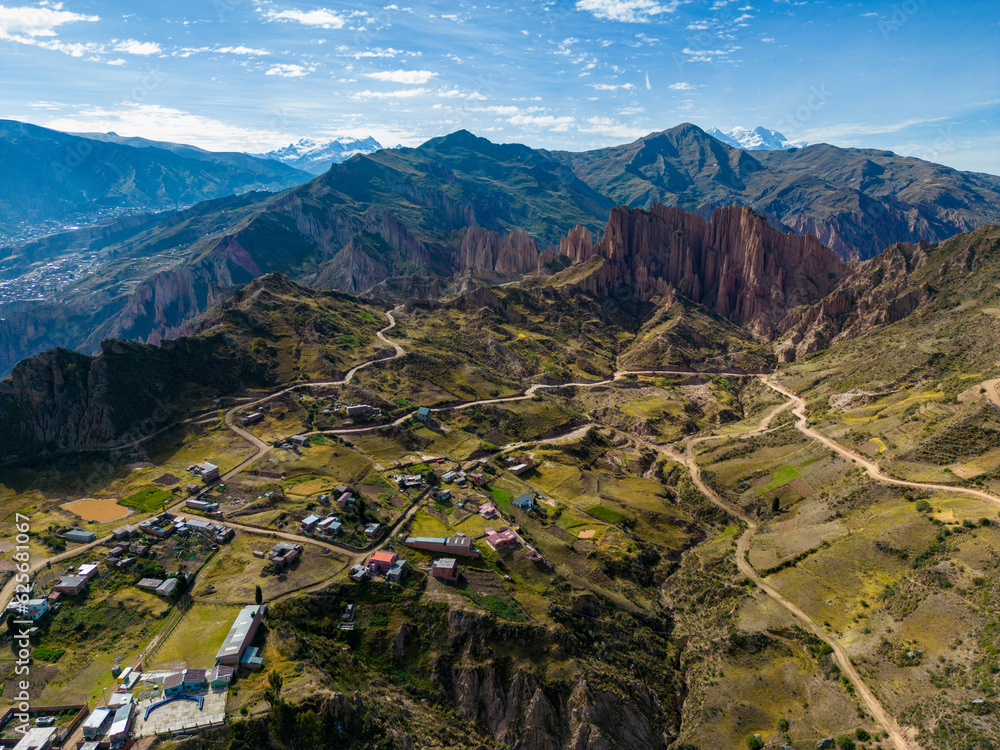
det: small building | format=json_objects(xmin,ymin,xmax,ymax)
[
  {"xmin": 289, "ymin": 435, "xmax": 309, "ymax": 447},
  {"xmin": 107, "ymin": 704, "xmax": 132, "ymax": 749},
  {"xmin": 137, "ymin": 578, "xmax": 164, "ymax": 591},
  {"xmin": 268, "ymin": 542, "xmax": 303, "ymax": 562},
  {"xmin": 349, "ymin": 564, "xmax": 367, "ymax": 581},
  {"xmin": 12, "ymin": 727, "xmax": 57, "ymax": 750},
  {"xmin": 54, "ymin": 575, "xmax": 88, "ymax": 595},
  {"xmin": 64, "ymin": 529, "xmax": 97, "ymax": 544},
  {"xmin": 505, "ymin": 456, "xmax": 535, "ymax": 476},
  {"xmin": 238, "ymin": 412, "xmax": 264, "ymax": 425},
  {"xmin": 345, "ymin": 404, "xmax": 373, "ymax": 417},
  {"xmin": 301, "ymin": 514, "xmax": 322, "ymax": 529},
  {"xmin": 404, "ymin": 536, "xmax": 481, "ymax": 558},
  {"xmin": 185, "ymin": 483, "xmax": 200, "ymax": 494},
  {"xmin": 334, "ymin": 484, "xmax": 349, "ymax": 495},
  {"xmin": 183, "ymin": 668, "xmax": 207, "ymax": 691},
  {"xmin": 195, "ymin": 462, "xmax": 220, "ymax": 482},
  {"xmin": 386, "ymin": 559, "xmax": 408, "ymax": 583},
  {"xmin": 368, "ymin": 550, "xmax": 398, "ymax": 573},
  {"xmin": 364, "ymin": 523, "xmax": 381, "ymax": 538},
  {"xmin": 11, "ymin": 598, "xmax": 49, "ymax": 621},
  {"xmin": 337, "ymin": 492, "xmax": 355, "ymax": 509},
  {"xmin": 512, "ymin": 493, "xmax": 537, "ymax": 511},
  {"xmin": 479, "ymin": 502, "xmax": 499, "ymax": 519},
  {"xmin": 216, "ymin": 604, "xmax": 267, "ymax": 666},
  {"xmin": 240, "ymin": 645, "xmax": 264, "ymax": 670},
  {"xmin": 316, "ymin": 517, "xmax": 341, "ymax": 536},
  {"xmin": 484, "ymin": 526, "xmax": 518, "ymax": 551},
  {"xmin": 414, "ymin": 406, "xmax": 431, "ymax": 423},
  {"xmin": 162, "ymin": 672, "xmax": 185, "ymax": 697},
  {"xmin": 435, "ymin": 489, "xmax": 452, "ymax": 502},
  {"xmin": 209, "ymin": 664, "xmax": 235, "ymax": 688},
  {"xmin": 431, "ymin": 558, "xmax": 459, "ymax": 581},
  {"xmin": 78, "ymin": 563, "xmax": 99, "ymax": 580},
  {"xmin": 82, "ymin": 707, "xmax": 112, "ymax": 739},
  {"xmin": 186, "ymin": 498, "xmax": 217, "ymax": 512},
  {"xmin": 441, "ymin": 471, "xmax": 458, "ymax": 483},
  {"xmin": 129, "ymin": 543, "xmax": 149, "ymax": 555},
  {"xmin": 155, "ymin": 579, "xmax": 179, "ymax": 598},
  {"xmin": 112, "ymin": 524, "xmax": 137, "ymax": 540},
  {"xmin": 470, "ymin": 472, "xmax": 487, "ymax": 486}
]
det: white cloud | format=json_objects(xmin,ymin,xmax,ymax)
[
  {"xmin": 217, "ymin": 45, "xmax": 270, "ymax": 55},
  {"xmin": 263, "ymin": 8, "xmax": 345, "ymax": 29},
  {"xmin": 799, "ymin": 116, "xmax": 949, "ymax": 141},
  {"xmin": 265, "ymin": 63, "xmax": 316, "ymax": 78},
  {"xmin": 579, "ymin": 116, "xmax": 647, "ymax": 140},
  {"xmin": 576, "ymin": 0, "xmax": 679, "ymax": 23},
  {"xmin": 350, "ymin": 88, "xmax": 430, "ymax": 100},
  {"xmin": 43, "ymin": 102, "xmax": 299, "ymax": 153},
  {"xmin": 363, "ymin": 69, "xmax": 436, "ymax": 85},
  {"xmin": 113, "ymin": 39, "xmax": 162, "ymax": 56},
  {"xmin": 508, "ymin": 113, "xmax": 576, "ymax": 131},
  {"xmin": 0, "ymin": 4, "xmax": 98, "ymax": 38},
  {"xmin": 591, "ymin": 82, "xmax": 634, "ymax": 90},
  {"xmin": 668, "ymin": 82, "xmax": 695, "ymax": 90}
]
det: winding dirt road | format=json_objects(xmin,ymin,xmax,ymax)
[{"xmin": 663, "ymin": 398, "xmax": 921, "ymax": 750}]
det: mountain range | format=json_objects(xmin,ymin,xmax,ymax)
[
  {"xmin": 0, "ymin": 120, "xmax": 312, "ymax": 244},
  {"xmin": 2, "ymin": 122, "xmax": 1000, "ymax": 379},
  {"xmin": 250, "ymin": 136, "xmax": 387, "ymax": 174}
]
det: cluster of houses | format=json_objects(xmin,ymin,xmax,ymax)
[
  {"xmin": 135, "ymin": 513, "xmax": 233, "ymax": 545},
  {"xmin": 79, "ymin": 702, "xmax": 132, "ymax": 749},
  {"xmin": 69, "ymin": 606, "xmax": 266, "ymax": 749}
]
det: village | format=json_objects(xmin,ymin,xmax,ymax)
[{"xmin": 0, "ymin": 399, "xmax": 568, "ymax": 750}]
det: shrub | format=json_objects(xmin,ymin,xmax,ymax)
[
  {"xmin": 746, "ymin": 734, "xmax": 764, "ymax": 750},
  {"xmin": 836, "ymin": 735, "xmax": 856, "ymax": 750}
]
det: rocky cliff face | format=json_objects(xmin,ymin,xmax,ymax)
[{"xmin": 559, "ymin": 203, "xmax": 845, "ymax": 340}]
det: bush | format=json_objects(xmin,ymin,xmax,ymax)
[
  {"xmin": 915, "ymin": 500, "xmax": 931, "ymax": 513},
  {"xmin": 855, "ymin": 728, "xmax": 871, "ymax": 741},
  {"xmin": 836, "ymin": 735, "xmax": 856, "ymax": 750},
  {"xmin": 746, "ymin": 734, "xmax": 764, "ymax": 750},
  {"xmin": 777, "ymin": 718, "xmax": 790, "ymax": 731}
]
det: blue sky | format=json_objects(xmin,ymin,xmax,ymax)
[{"xmin": 1, "ymin": 0, "xmax": 997, "ymax": 173}]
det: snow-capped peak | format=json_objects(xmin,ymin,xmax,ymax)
[
  {"xmin": 705, "ymin": 126, "xmax": 806, "ymax": 151},
  {"xmin": 250, "ymin": 136, "xmax": 386, "ymax": 175}
]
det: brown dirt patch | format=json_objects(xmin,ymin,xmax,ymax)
[
  {"xmin": 390, "ymin": 495, "xmax": 407, "ymax": 508},
  {"xmin": 61, "ymin": 497, "xmax": 130, "ymax": 522},
  {"xmin": 788, "ymin": 478, "xmax": 815, "ymax": 496},
  {"xmin": 859, "ymin": 441, "xmax": 879, "ymax": 456},
  {"xmin": 577, "ymin": 529, "xmax": 596, "ymax": 539},
  {"xmin": 152, "ymin": 473, "xmax": 180, "ymax": 485}
]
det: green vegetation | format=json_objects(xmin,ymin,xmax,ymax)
[
  {"xmin": 33, "ymin": 646, "xmax": 65, "ymax": 662},
  {"xmin": 755, "ymin": 465, "xmax": 801, "ymax": 495},
  {"xmin": 586, "ymin": 504, "xmax": 627, "ymax": 525},
  {"xmin": 120, "ymin": 486, "xmax": 172, "ymax": 512}
]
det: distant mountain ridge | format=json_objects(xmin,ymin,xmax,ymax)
[
  {"xmin": 3, "ymin": 123, "xmax": 1000, "ymax": 378},
  {"xmin": 251, "ymin": 136, "xmax": 386, "ymax": 174},
  {"xmin": 705, "ymin": 126, "xmax": 805, "ymax": 151},
  {"xmin": 0, "ymin": 119, "xmax": 312, "ymax": 243}
]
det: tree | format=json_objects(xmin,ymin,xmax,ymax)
[
  {"xmin": 746, "ymin": 734, "xmax": 764, "ymax": 750},
  {"xmin": 263, "ymin": 670, "xmax": 283, "ymax": 708},
  {"xmin": 356, "ymin": 497, "xmax": 367, "ymax": 522},
  {"xmin": 294, "ymin": 709, "xmax": 323, "ymax": 748},
  {"xmin": 836, "ymin": 736, "xmax": 856, "ymax": 750},
  {"xmin": 422, "ymin": 470, "xmax": 439, "ymax": 487},
  {"xmin": 255, "ymin": 585, "xmax": 263, "ymax": 605},
  {"xmin": 771, "ymin": 496, "xmax": 780, "ymax": 514}
]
